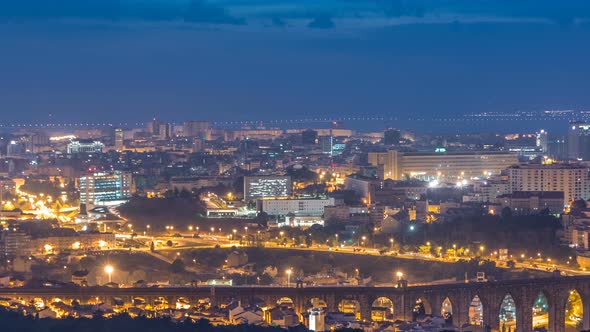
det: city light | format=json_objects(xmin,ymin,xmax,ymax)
[
  {"xmin": 104, "ymin": 265, "xmax": 114, "ymax": 283},
  {"xmin": 286, "ymin": 268, "xmax": 293, "ymax": 287}
]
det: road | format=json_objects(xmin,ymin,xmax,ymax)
[{"xmin": 122, "ymin": 233, "xmax": 589, "ymax": 277}]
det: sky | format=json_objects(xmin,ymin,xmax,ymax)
[{"xmin": 1, "ymin": 0, "xmax": 590, "ymax": 127}]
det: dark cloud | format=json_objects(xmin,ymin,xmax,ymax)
[
  {"xmin": 184, "ymin": 0, "xmax": 245, "ymax": 25},
  {"xmin": 0, "ymin": 0, "xmax": 246, "ymax": 25},
  {"xmin": 271, "ymin": 17, "xmax": 286, "ymax": 27},
  {"xmin": 0, "ymin": 0, "xmax": 180, "ymax": 21},
  {"xmin": 307, "ymin": 15, "xmax": 335, "ymax": 29}
]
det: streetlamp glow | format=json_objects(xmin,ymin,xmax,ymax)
[
  {"xmin": 286, "ymin": 269, "xmax": 292, "ymax": 287},
  {"xmin": 396, "ymin": 271, "xmax": 404, "ymax": 280},
  {"xmin": 104, "ymin": 265, "xmax": 114, "ymax": 283}
]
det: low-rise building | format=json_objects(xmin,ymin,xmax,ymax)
[
  {"xmin": 496, "ymin": 191, "xmax": 564, "ymax": 215},
  {"xmin": 258, "ymin": 197, "xmax": 335, "ymax": 217}
]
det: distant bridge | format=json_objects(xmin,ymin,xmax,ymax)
[{"xmin": 1, "ymin": 276, "xmax": 590, "ymax": 332}]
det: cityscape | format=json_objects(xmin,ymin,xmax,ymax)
[{"xmin": 2, "ymin": 1, "xmax": 590, "ymax": 332}]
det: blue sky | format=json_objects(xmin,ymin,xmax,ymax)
[{"xmin": 1, "ymin": 1, "xmax": 589, "ymax": 127}]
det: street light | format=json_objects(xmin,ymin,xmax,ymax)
[
  {"xmin": 286, "ymin": 269, "xmax": 292, "ymax": 287},
  {"xmin": 396, "ymin": 271, "xmax": 404, "ymax": 281},
  {"xmin": 104, "ymin": 265, "xmax": 114, "ymax": 283}
]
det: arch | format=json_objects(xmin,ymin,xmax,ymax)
[
  {"xmin": 132, "ymin": 297, "xmax": 146, "ymax": 308},
  {"xmin": 413, "ymin": 297, "xmax": 432, "ymax": 320},
  {"xmin": 565, "ymin": 289, "xmax": 583, "ymax": 332},
  {"xmin": 308, "ymin": 298, "xmax": 327, "ymax": 309},
  {"xmin": 338, "ymin": 299, "xmax": 361, "ymax": 320},
  {"xmin": 32, "ymin": 297, "xmax": 45, "ymax": 309},
  {"xmin": 277, "ymin": 297, "xmax": 294, "ymax": 308},
  {"xmin": 532, "ymin": 291, "xmax": 549, "ymax": 330},
  {"xmin": 154, "ymin": 296, "xmax": 169, "ymax": 310},
  {"xmin": 441, "ymin": 297, "xmax": 453, "ymax": 323},
  {"xmin": 371, "ymin": 297, "xmax": 394, "ymax": 322},
  {"xmin": 469, "ymin": 295, "xmax": 484, "ymax": 326},
  {"xmin": 176, "ymin": 297, "xmax": 191, "ymax": 310},
  {"xmin": 499, "ymin": 293, "xmax": 517, "ymax": 332}
]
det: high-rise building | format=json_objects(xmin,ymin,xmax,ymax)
[
  {"xmin": 147, "ymin": 118, "xmax": 162, "ymax": 136},
  {"xmin": 547, "ymin": 135, "xmax": 567, "ymax": 160},
  {"xmin": 114, "ymin": 128, "xmax": 124, "ymax": 151},
  {"xmin": 536, "ymin": 129, "xmax": 548, "ymax": 153},
  {"xmin": 507, "ymin": 164, "xmax": 590, "ymax": 206},
  {"xmin": 79, "ymin": 171, "xmax": 133, "ymax": 206},
  {"xmin": 244, "ymin": 176, "xmax": 292, "ymax": 201},
  {"xmin": 568, "ymin": 121, "xmax": 590, "ymax": 160},
  {"xmin": 183, "ymin": 121, "xmax": 211, "ymax": 138},
  {"xmin": 318, "ymin": 136, "xmax": 333, "ymax": 155},
  {"xmin": 369, "ymin": 150, "xmax": 518, "ymax": 181}
]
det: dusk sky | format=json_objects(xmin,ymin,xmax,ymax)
[{"xmin": 1, "ymin": 0, "xmax": 590, "ymax": 123}]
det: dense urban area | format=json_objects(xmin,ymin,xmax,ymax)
[{"xmin": 0, "ymin": 118, "xmax": 589, "ymax": 332}]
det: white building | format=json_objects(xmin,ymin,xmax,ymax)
[
  {"xmin": 259, "ymin": 197, "xmax": 335, "ymax": 216},
  {"xmin": 67, "ymin": 139, "xmax": 104, "ymax": 154},
  {"xmin": 244, "ymin": 176, "xmax": 292, "ymax": 201},
  {"xmin": 308, "ymin": 308, "xmax": 326, "ymax": 332},
  {"xmin": 507, "ymin": 164, "xmax": 590, "ymax": 206}
]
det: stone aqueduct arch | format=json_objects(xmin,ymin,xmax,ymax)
[{"xmin": 4, "ymin": 277, "xmax": 590, "ymax": 331}]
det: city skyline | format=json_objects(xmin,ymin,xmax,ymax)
[{"xmin": 2, "ymin": 2, "xmax": 590, "ymax": 332}]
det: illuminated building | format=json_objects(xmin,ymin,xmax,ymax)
[
  {"xmin": 308, "ymin": 308, "xmax": 325, "ymax": 332},
  {"xmin": 568, "ymin": 121, "xmax": 590, "ymax": 160},
  {"xmin": 66, "ymin": 139, "xmax": 104, "ymax": 154},
  {"xmin": 79, "ymin": 171, "xmax": 132, "ymax": 206},
  {"xmin": 318, "ymin": 136, "xmax": 333, "ymax": 155},
  {"xmin": 0, "ymin": 231, "xmax": 32, "ymax": 256},
  {"xmin": 244, "ymin": 176, "xmax": 292, "ymax": 201},
  {"xmin": 258, "ymin": 197, "xmax": 335, "ymax": 216},
  {"xmin": 507, "ymin": 164, "xmax": 590, "ymax": 205},
  {"xmin": 368, "ymin": 150, "xmax": 518, "ymax": 180},
  {"xmin": 536, "ymin": 129, "xmax": 548, "ymax": 153},
  {"xmin": 114, "ymin": 128, "xmax": 124, "ymax": 151}
]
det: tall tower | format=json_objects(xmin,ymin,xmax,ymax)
[
  {"xmin": 568, "ymin": 122, "xmax": 590, "ymax": 160},
  {"xmin": 114, "ymin": 128, "xmax": 124, "ymax": 151}
]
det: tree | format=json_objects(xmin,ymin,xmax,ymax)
[
  {"xmin": 170, "ymin": 258, "xmax": 186, "ymax": 274},
  {"xmin": 571, "ymin": 199, "xmax": 587, "ymax": 211},
  {"xmin": 256, "ymin": 211, "xmax": 269, "ymax": 227},
  {"xmin": 150, "ymin": 241, "xmax": 155, "ymax": 252},
  {"xmin": 501, "ymin": 207, "xmax": 512, "ymax": 220},
  {"xmin": 79, "ymin": 256, "xmax": 96, "ymax": 271},
  {"xmin": 383, "ymin": 129, "xmax": 401, "ymax": 145},
  {"xmin": 301, "ymin": 129, "xmax": 318, "ymax": 145}
]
